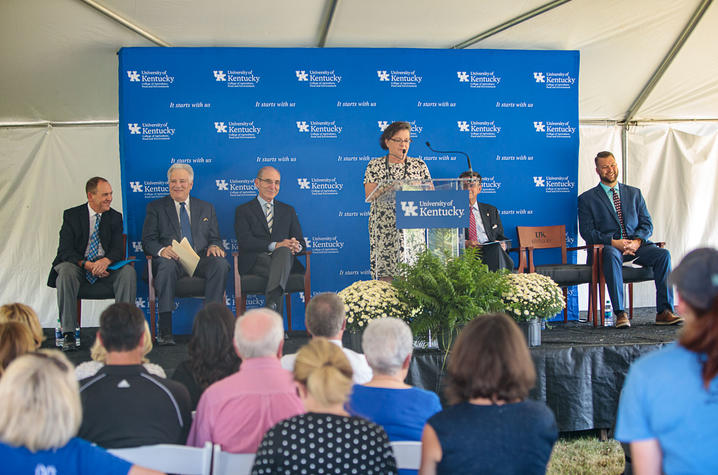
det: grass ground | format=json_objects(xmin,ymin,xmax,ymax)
[{"xmin": 547, "ymin": 438, "xmax": 625, "ymax": 475}]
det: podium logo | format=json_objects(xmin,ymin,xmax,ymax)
[
  {"xmin": 296, "ymin": 121, "xmax": 309, "ymax": 132},
  {"xmin": 400, "ymin": 201, "xmax": 419, "ymax": 217},
  {"xmin": 533, "ymin": 72, "xmax": 545, "ymax": 83},
  {"xmin": 297, "ymin": 178, "xmax": 310, "ymax": 190},
  {"xmin": 129, "ymin": 181, "xmax": 143, "ymax": 192},
  {"xmin": 128, "ymin": 123, "xmax": 141, "ymax": 134},
  {"xmin": 377, "ymin": 121, "xmax": 389, "ymax": 131},
  {"xmin": 533, "ymin": 121, "xmax": 545, "ymax": 132},
  {"xmin": 214, "ymin": 122, "xmax": 228, "ymax": 133},
  {"xmin": 457, "ymin": 71, "xmax": 469, "ymax": 82},
  {"xmin": 457, "ymin": 121, "xmax": 470, "ymax": 132},
  {"xmin": 127, "ymin": 71, "xmax": 140, "ymax": 82},
  {"xmin": 131, "ymin": 241, "xmax": 143, "ymax": 253},
  {"xmin": 295, "ymin": 70, "xmax": 309, "ymax": 81},
  {"xmin": 215, "ymin": 179, "xmax": 228, "ymax": 191},
  {"xmin": 377, "ymin": 70, "xmax": 390, "ymax": 81},
  {"xmin": 533, "ymin": 176, "xmax": 545, "ymax": 187},
  {"xmin": 213, "ymin": 70, "xmax": 227, "ymax": 81}
]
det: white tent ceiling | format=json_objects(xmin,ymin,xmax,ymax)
[{"xmin": 2, "ymin": 0, "xmax": 717, "ymax": 124}]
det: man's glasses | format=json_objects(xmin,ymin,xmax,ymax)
[
  {"xmin": 389, "ymin": 138, "xmax": 411, "ymax": 144},
  {"xmin": 258, "ymin": 178, "xmax": 281, "ymax": 186}
]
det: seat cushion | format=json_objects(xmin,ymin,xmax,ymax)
[
  {"xmin": 535, "ymin": 264, "xmax": 594, "ymax": 287},
  {"xmin": 622, "ymin": 265, "xmax": 654, "ymax": 283},
  {"xmin": 175, "ymin": 277, "xmax": 207, "ymax": 298},
  {"xmin": 240, "ymin": 273, "xmax": 306, "ymax": 295},
  {"xmin": 77, "ymin": 281, "xmax": 115, "ymax": 300}
]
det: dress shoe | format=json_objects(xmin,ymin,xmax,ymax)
[
  {"xmin": 656, "ymin": 310, "xmax": 684, "ymax": 325},
  {"xmin": 155, "ymin": 334, "xmax": 176, "ymax": 346},
  {"xmin": 615, "ymin": 312, "xmax": 631, "ymax": 329},
  {"xmin": 61, "ymin": 332, "xmax": 77, "ymax": 352}
]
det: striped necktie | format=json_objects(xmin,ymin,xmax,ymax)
[
  {"xmin": 611, "ymin": 188, "xmax": 627, "ymax": 238},
  {"xmin": 265, "ymin": 202, "xmax": 273, "ymax": 233},
  {"xmin": 85, "ymin": 213, "xmax": 100, "ymax": 283},
  {"xmin": 468, "ymin": 206, "xmax": 478, "ymax": 241}
]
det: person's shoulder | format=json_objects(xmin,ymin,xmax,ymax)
[
  {"xmin": 65, "ymin": 203, "xmax": 88, "ymax": 215},
  {"xmin": 578, "ymin": 184, "xmax": 602, "ymax": 200},
  {"xmin": 407, "ymin": 386, "xmax": 441, "ymax": 403},
  {"xmin": 190, "ymin": 196, "xmax": 216, "ymax": 209},
  {"xmin": 631, "ymin": 342, "xmax": 690, "ymax": 374},
  {"xmin": 274, "ymin": 199, "xmax": 296, "ymax": 212},
  {"xmin": 235, "ymin": 197, "xmax": 258, "ymax": 211},
  {"xmin": 477, "ymin": 201, "xmax": 498, "ymax": 213}
]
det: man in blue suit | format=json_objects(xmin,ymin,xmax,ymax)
[
  {"xmin": 142, "ymin": 163, "xmax": 230, "ymax": 345},
  {"xmin": 234, "ymin": 166, "xmax": 305, "ymax": 314},
  {"xmin": 578, "ymin": 151, "xmax": 682, "ymax": 328}
]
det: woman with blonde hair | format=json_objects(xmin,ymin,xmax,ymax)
[
  {"xmin": 419, "ymin": 314, "xmax": 557, "ymax": 475},
  {"xmin": 75, "ymin": 321, "xmax": 165, "ymax": 379},
  {"xmin": 253, "ymin": 338, "xmax": 397, "ymax": 474},
  {"xmin": 0, "ymin": 302, "xmax": 44, "ymax": 348},
  {"xmin": 0, "ymin": 350, "xmax": 161, "ymax": 474},
  {"xmin": 0, "ymin": 322, "xmax": 36, "ymax": 376}
]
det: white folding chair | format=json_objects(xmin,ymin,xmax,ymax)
[
  {"xmin": 391, "ymin": 441, "xmax": 422, "ymax": 471},
  {"xmin": 109, "ymin": 441, "xmax": 212, "ymax": 475},
  {"xmin": 211, "ymin": 444, "xmax": 255, "ymax": 475}
]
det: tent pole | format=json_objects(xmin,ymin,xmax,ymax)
[
  {"xmin": 78, "ymin": 0, "xmax": 171, "ymax": 47},
  {"xmin": 452, "ymin": 0, "xmax": 572, "ymax": 49},
  {"xmin": 621, "ymin": 123, "xmax": 629, "ymax": 183},
  {"xmin": 317, "ymin": 0, "xmax": 340, "ymax": 47},
  {"xmin": 622, "ymin": 0, "xmax": 712, "ymax": 122}
]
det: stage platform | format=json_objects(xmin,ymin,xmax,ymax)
[{"xmin": 48, "ymin": 307, "xmax": 681, "ymax": 433}]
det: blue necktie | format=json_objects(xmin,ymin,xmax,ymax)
[
  {"xmin": 180, "ymin": 202, "xmax": 193, "ymax": 248},
  {"xmin": 85, "ymin": 213, "xmax": 100, "ymax": 283}
]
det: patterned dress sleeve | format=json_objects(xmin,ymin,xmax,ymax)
[{"xmin": 364, "ymin": 158, "xmax": 382, "ymax": 184}]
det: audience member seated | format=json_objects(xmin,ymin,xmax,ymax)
[
  {"xmin": 0, "ymin": 302, "xmax": 44, "ymax": 349},
  {"xmin": 75, "ymin": 321, "xmax": 165, "ymax": 380},
  {"xmin": 616, "ymin": 247, "xmax": 718, "ymax": 475},
  {"xmin": 172, "ymin": 302, "xmax": 240, "ymax": 409},
  {"xmin": 281, "ymin": 292, "xmax": 373, "ymax": 383},
  {"xmin": 347, "ymin": 317, "xmax": 441, "ymax": 474},
  {"xmin": 0, "ymin": 322, "xmax": 36, "ymax": 377},
  {"xmin": 0, "ymin": 350, "xmax": 160, "ymax": 475},
  {"xmin": 187, "ymin": 308, "xmax": 304, "ymax": 453},
  {"xmin": 253, "ymin": 338, "xmax": 398, "ymax": 473},
  {"xmin": 420, "ymin": 314, "xmax": 558, "ymax": 475},
  {"xmin": 78, "ymin": 302, "xmax": 191, "ymax": 448}
]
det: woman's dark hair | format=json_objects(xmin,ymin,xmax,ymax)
[
  {"xmin": 679, "ymin": 296, "xmax": 718, "ymax": 389},
  {"xmin": 445, "ymin": 313, "xmax": 536, "ymax": 404},
  {"xmin": 379, "ymin": 121, "xmax": 411, "ymax": 150},
  {"xmin": 189, "ymin": 303, "xmax": 240, "ymax": 390}
]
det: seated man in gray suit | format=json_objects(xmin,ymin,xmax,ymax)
[
  {"xmin": 142, "ymin": 163, "xmax": 230, "ymax": 345},
  {"xmin": 234, "ymin": 166, "xmax": 305, "ymax": 314},
  {"xmin": 459, "ymin": 170, "xmax": 514, "ymax": 272}
]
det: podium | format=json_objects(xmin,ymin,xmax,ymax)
[{"xmin": 366, "ymin": 178, "xmax": 471, "ymax": 266}]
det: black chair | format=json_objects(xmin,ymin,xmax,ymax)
[
  {"xmin": 232, "ymin": 251, "xmax": 311, "ymax": 330},
  {"xmin": 146, "ymin": 255, "xmax": 225, "ymax": 339},
  {"xmin": 516, "ymin": 225, "xmax": 603, "ymax": 326}
]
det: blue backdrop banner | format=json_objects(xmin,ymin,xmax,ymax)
[{"xmin": 118, "ymin": 47, "xmax": 580, "ymax": 333}]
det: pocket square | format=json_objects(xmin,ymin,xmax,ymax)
[{"xmin": 202, "ymin": 217, "xmax": 209, "ymax": 222}]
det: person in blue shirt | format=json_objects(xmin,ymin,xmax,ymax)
[
  {"xmin": 347, "ymin": 318, "xmax": 442, "ymax": 474},
  {"xmin": 616, "ymin": 247, "xmax": 718, "ymax": 475},
  {"xmin": 0, "ymin": 350, "xmax": 160, "ymax": 475}
]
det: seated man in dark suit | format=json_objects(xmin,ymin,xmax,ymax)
[
  {"xmin": 142, "ymin": 163, "xmax": 230, "ymax": 345},
  {"xmin": 578, "ymin": 151, "xmax": 682, "ymax": 328},
  {"xmin": 48, "ymin": 177, "xmax": 136, "ymax": 351},
  {"xmin": 234, "ymin": 166, "xmax": 305, "ymax": 313},
  {"xmin": 459, "ymin": 170, "xmax": 514, "ymax": 272}
]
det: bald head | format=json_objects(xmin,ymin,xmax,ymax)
[{"xmin": 234, "ymin": 308, "xmax": 284, "ymax": 359}]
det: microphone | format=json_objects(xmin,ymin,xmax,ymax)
[{"xmin": 425, "ymin": 142, "xmax": 472, "ymax": 171}]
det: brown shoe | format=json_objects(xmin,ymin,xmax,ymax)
[
  {"xmin": 656, "ymin": 310, "xmax": 684, "ymax": 325},
  {"xmin": 615, "ymin": 312, "xmax": 631, "ymax": 328}
]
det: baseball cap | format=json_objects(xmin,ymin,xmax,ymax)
[{"xmin": 669, "ymin": 247, "xmax": 718, "ymax": 310}]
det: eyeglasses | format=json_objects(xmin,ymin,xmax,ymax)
[
  {"xmin": 29, "ymin": 351, "xmax": 70, "ymax": 373},
  {"xmin": 389, "ymin": 138, "xmax": 411, "ymax": 144},
  {"xmin": 257, "ymin": 178, "xmax": 281, "ymax": 186}
]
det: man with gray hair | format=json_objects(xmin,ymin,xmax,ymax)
[
  {"xmin": 281, "ymin": 292, "xmax": 373, "ymax": 383},
  {"xmin": 187, "ymin": 308, "xmax": 304, "ymax": 453},
  {"xmin": 142, "ymin": 163, "xmax": 230, "ymax": 345}
]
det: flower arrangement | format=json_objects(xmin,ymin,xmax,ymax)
[
  {"xmin": 502, "ymin": 273, "xmax": 565, "ymax": 322},
  {"xmin": 338, "ymin": 280, "xmax": 412, "ymax": 332}
]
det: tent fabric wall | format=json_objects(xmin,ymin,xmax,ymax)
[
  {"xmin": 2, "ymin": 122, "xmax": 714, "ymax": 327},
  {"xmin": 0, "ymin": 125, "xmax": 123, "ymax": 327}
]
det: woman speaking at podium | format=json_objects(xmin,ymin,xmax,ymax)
[{"xmin": 364, "ymin": 121, "xmax": 431, "ymax": 281}]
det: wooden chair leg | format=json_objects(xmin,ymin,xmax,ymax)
[
  {"xmin": 628, "ymin": 283, "xmax": 634, "ymax": 319},
  {"xmin": 285, "ymin": 294, "xmax": 292, "ymax": 331},
  {"xmin": 76, "ymin": 299, "xmax": 82, "ymax": 329}
]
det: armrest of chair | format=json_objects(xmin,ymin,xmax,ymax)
[
  {"xmin": 303, "ymin": 251, "xmax": 312, "ymax": 304},
  {"xmin": 232, "ymin": 252, "xmax": 241, "ymax": 315}
]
